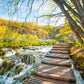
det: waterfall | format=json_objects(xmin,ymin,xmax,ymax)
[
  {"xmin": 27, "ymin": 56, "xmax": 29, "ymax": 65},
  {"xmin": 0, "ymin": 46, "xmax": 52, "ymax": 84}
]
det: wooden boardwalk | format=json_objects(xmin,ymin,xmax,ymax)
[{"xmin": 25, "ymin": 43, "xmax": 76, "ymax": 84}]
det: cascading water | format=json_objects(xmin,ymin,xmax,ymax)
[{"xmin": 0, "ymin": 46, "xmax": 52, "ymax": 84}]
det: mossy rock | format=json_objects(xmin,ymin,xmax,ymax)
[
  {"xmin": 7, "ymin": 62, "xmax": 15, "ymax": 70},
  {"xmin": 0, "ymin": 50, "xmax": 5, "ymax": 56},
  {"xmin": 19, "ymin": 72, "xmax": 30, "ymax": 82},
  {"xmin": 33, "ymin": 59, "xmax": 37, "ymax": 63},
  {"xmin": 14, "ymin": 64, "xmax": 26, "ymax": 74},
  {"xmin": 15, "ymin": 52, "xmax": 19, "ymax": 55},
  {"xmin": 2, "ymin": 60, "xmax": 8, "ymax": 68},
  {"xmin": 0, "ymin": 46, "xmax": 5, "ymax": 56},
  {"xmin": 0, "ymin": 68, "xmax": 5, "ymax": 75}
]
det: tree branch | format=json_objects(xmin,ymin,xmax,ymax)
[
  {"xmin": 61, "ymin": 0, "xmax": 81, "ymax": 20},
  {"xmin": 25, "ymin": 0, "xmax": 34, "ymax": 21},
  {"xmin": 36, "ymin": 12, "xmax": 64, "ymax": 18},
  {"xmin": 37, "ymin": 0, "xmax": 45, "ymax": 11}
]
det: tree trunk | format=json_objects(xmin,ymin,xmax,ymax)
[
  {"xmin": 69, "ymin": 21, "xmax": 83, "ymax": 44},
  {"xmin": 54, "ymin": 0, "xmax": 84, "ymax": 38},
  {"xmin": 71, "ymin": 0, "xmax": 84, "ymax": 28},
  {"xmin": 53, "ymin": 0, "xmax": 84, "ymax": 44}
]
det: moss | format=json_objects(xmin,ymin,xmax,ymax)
[
  {"xmin": 19, "ymin": 72, "xmax": 30, "ymax": 82},
  {"xmin": 33, "ymin": 59, "xmax": 37, "ymax": 63},
  {"xmin": 7, "ymin": 62, "xmax": 15, "ymax": 70},
  {"xmin": 2, "ymin": 60, "xmax": 7, "ymax": 68},
  {"xmin": 14, "ymin": 65, "xmax": 25, "ymax": 74},
  {"xmin": 0, "ymin": 68, "xmax": 5, "ymax": 75},
  {"xmin": 15, "ymin": 52, "xmax": 19, "ymax": 55},
  {"xmin": 0, "ymin": 46, "xmax": 5, "ymax": 56}
]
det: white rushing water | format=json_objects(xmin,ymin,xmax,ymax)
[
  {"xmin": 0, "ymin": 46, "xmax": 52, "ymax": 84},
  {"xmin": 0, "ymin": 58, "xmax": 2, "ymax": 66}
]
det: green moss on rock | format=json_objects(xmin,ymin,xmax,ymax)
[
  {"xmin": 2, "ymin": 60, "xmax": 7, "ymax": 68},
  {"xmin": 15, "ymin": 52, "xmax": 19, "ymax": 55}
]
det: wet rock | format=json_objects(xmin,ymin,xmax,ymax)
[
  {"xmin": 19, "ymin": 72, "xmax": 30, "ymax": 82},
  {"xmin": 0, "ymin": 60, "xmax": 15, "ymax": 75},
  {"xmin": 0, "ymin": 47, "xmax": 5, "ymax": 56},
  {"xmin": 2, "ymin": 60, "xmax": 15, "ymax": 69},
  {"xmin": 35, "ymin": 47, "xmax": 39, "ymax": 50},
  {"xmin": 0, "ymin": 68, "xmax": 6, "ymax": 75},
  {"xmin": 7, "ymin": 61, "xmax": 15, "ymax": 70},
  {"xmin": 15, "ymin": 52, "xmax": 19, "ymax": 56},
  {"xmin": 2, "ymin": 60, "xmax": 8, "ymax": 68},
  {"xmin": 23, "ymin": 46, "xmax": 31, "ymax": 49},
  {"xmin": 30, "ymin": 48, "xmax": 35, "ymax": 50},
  {"xmin": 14, "ymin": 63, "xmax": 26, "ymax": 74},
  {"xmin": 4, "ymin": 49, "xmax": 16, "ymax": 56}
]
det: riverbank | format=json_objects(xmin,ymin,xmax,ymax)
[{"xmin": 0, "ymin": 39, "xmax": 57, "ymax": 48}]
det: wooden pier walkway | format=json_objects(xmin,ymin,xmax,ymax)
[{"xmin": 25, "ymin": 43, "xmax": 76, "ymax": 84}]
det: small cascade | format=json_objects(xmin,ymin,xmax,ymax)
[
  {"xmin": 0, "ymin": 46, "xmax": 52, "ymax": 84},
  {"xmin": 27, "ymin": 56, "xmax": 29, "ymax": 65}
]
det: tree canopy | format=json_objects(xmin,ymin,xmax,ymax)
[{"xmin": 0, "ymin": 0, "xmax": 84, "ymax": 44}]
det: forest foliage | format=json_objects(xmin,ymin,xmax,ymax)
[
  {"xmin": 0, "ymin": 17, "xmax": 77, "ymax": 47},
  {"xmin": 0, "ymin": 17, "xmax": 58, "ymax": 47}
]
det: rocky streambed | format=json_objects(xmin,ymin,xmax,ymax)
[{"xmin": 0, "ymin": 46, "xmax": 52, "ymax": 84}]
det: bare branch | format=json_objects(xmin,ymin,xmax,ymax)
[
  {"xmin": 52, "ymin": 6, "xmax": 58, "ymax": 12},
  {"xmin": 27, "ymin": 0, "xmax": 30, "ymax": 7},
  {"xmin": 18, "ymin": 0, "xmax": 25, "ymax": 9},
  {"xmin": 54, "ymin": 16, "xmax": 61, "ymax": 26},
  {"xmin": 25, "ymin": 0, "xmax": 34, "ymax": 21},
  {"xmin": 36, "ymin": 12, "xmax": 64, "ymax": 19},
  {"xmin": 37, "ymin": 0, "xmax": 45, "ymax": 11}
]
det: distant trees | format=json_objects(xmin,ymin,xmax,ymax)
[
  {"xmin": 56, "ymin": 19, "xmax": 77, "ymax": 43},
  {"xmin": 0, "ymin": 17, "xmax": 59, "ymax": 39}
]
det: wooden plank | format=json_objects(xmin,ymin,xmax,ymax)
[
  {"xmin": 42, "ymin": 58, "xmax": 71, "ymax": 67},
  {"xmin": 34, "ymin": 64, "xmax": 75, "ymax": 82}
]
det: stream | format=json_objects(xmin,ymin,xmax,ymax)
[{"xmin": 0, "ymin": 46, "xmax": 52, "ymax": 84}]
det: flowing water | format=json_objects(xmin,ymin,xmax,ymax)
[{"xmin": 0, "ymin": 46, "xmax": 52, "ymax": 84}]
